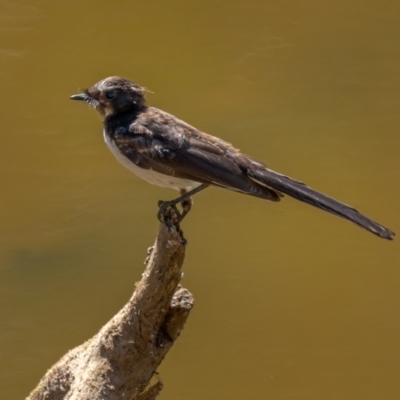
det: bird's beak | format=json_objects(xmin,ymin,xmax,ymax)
[
  {"xmin": 70, "ymin": 92, "xmax": 99, "ymax": 108},
  {"xmin": 70, "ymin": 93, "xmax": 88, "ymax": 101}
]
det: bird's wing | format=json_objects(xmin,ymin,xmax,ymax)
[{"xmin": 112, "ymin": 123, "xmax": 281, "ymax": 201}]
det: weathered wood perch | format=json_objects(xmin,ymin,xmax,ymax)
[{"xmin": 27, "ymin": 218, "xmax": 193, "ymax": 400}]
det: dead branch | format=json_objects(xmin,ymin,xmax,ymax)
[{"xmin": 27, "ymin": 219, "xmax": 193, "ymax": 400}]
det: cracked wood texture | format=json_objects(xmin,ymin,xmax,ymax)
[{"xmin": 27, "ymin": 221, "xmax": 193, "ymax": 400}]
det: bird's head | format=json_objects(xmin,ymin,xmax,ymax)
[{"xmin": 70, "ymin": 76, "xmax": 147, "ymax": 117}]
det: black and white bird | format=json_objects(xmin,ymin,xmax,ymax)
[{"xmin": 70, "ymin": 76, "xmax": 395, "ymax": 240}]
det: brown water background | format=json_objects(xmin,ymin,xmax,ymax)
[{"xmin": 1, "ymin": 1, "xmax": 400, "ymax": 399}]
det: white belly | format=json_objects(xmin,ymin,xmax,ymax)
[{"xmin": 104, "ymin": 130, "xmax": 201, "ymax": 191}]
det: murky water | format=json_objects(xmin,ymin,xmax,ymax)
[{"xmin": 1, "ymin": 1, "xmax": 399, "ymax": 398}]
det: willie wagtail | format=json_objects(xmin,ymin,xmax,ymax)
[{"xmin": 70, "ymin": 76, "xmax": 394, "ymax": 240}]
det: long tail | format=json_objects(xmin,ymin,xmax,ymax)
[{"xmin": 249, "ymin": 168, "xmax": 395, "ymax": 240}]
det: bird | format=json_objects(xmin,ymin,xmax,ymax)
[{"xmin": 70, "ymin": 76, "xmax": 395, "ymax": 240}]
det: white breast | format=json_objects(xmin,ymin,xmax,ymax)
[{"xmin": 103, "ymin": 130, "xmax": 201, "ymax": 191}]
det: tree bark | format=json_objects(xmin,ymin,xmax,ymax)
[{"xmin": 27, "ymin": 219, "xmax": 193, "ymax": 400}]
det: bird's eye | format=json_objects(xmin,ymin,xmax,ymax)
[{"xmin": 105, "ymin": 90, "xmax": 116, "ymax": 100}]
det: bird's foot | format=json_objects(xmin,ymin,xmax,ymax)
[
  {"xmin": 157, "ymin": 184, "xmax": 208, "ymax": 226},
  {"xmin": 180, "ymin": 197, "xmax": 192, "ymax": 221},
  {"xmin": 157, "ymin": 200, "xmax": 182, "ymax": 227},
  {"xmin": 157, "ymin": 201, "xmax": 187, "ymax": 244}
]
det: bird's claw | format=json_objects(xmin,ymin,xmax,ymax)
[
  {"xmin": 157, "ymin": 200, "xmax": 182, "ymax": 226},
  {"xmin": 156, "ymin": 185, "xmax": 206, "ymax": 226}
]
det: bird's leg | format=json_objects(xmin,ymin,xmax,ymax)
[{"xmin": 157, "ymin": 184, "xmax": 209, "ymax": 223}]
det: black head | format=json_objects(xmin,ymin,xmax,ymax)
[{"xmin": 70, "ymin": 76, "xmax": 147, "ymax": 117}]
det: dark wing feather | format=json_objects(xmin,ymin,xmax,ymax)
[{"xmin": 114, "ymin": 122, "xmax": 281, "ymax": 201}]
